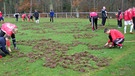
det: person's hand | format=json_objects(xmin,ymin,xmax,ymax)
[
  {"xmin": 108, "ymin": 44, "xmax": 113, "ymax": 48},
  {"xmin": 104, "ymin": 42, "xmax": 108, "ymax": 47},
  {"xmin": 8, "ymin": 47, "xmax": 12, "ymax": 52}
]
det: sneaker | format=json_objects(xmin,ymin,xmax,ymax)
[
  {"xmin": 118, "ymin": 27, "xmax": 121, "ymax": 28},
  {"xmin": 130, "ymin": 32, "xmax": 133, "ymax": 34},
  {"xmin": 119, "ymin": 46, "xmax": 122, "ymax": 49}
]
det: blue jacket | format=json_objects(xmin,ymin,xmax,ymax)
[
  {"xmin": 0, "ymin": 37, "xmax": 9, "ymax": 55},
  {"xmin": 34, "ymin": 12, "xmax": 39, "ymax": 18},
  {"xmin": 50, "ymin": 11, "xmax": 54, "ymax": 17}
]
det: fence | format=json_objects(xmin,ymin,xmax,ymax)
[{"xmin": 4, "ymin": 12, "xmax": 118, "ymax": 19}]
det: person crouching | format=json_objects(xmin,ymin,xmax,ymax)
[
  {"xmin": 0, "ymin": 35, "xmax": 11, "ymax": 58},
  {"xmin": 104, "ymin": 28, "xmax": 124, "ymax": 49}
]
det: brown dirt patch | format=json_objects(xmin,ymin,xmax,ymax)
[{"xmin": 16, "ymin": 38, "xmax": 110, "ymax": 72}]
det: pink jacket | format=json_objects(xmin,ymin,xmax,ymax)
[
  {"xmin": 132, "ymin": 7, "xmax": 135, "ymax": 17},
  {"xmin": 1, "ymin": 23, "xmax": 17, "ymax": 36},
  {"xmin": 124, "ymin": 9, "xmax": 132, "ymax": 20},
  {"xmin": 22, "ymin": 14, "xmax": 26, "ymax": 18},
  {"xmin": 116, "ymin": 13, "xmax": 123, "ymax": 20},
  {"xmin": 0, "ymin": 12, "xmax": 2, "ymax": 17},
  {"xmin": 89, "ymin": 12, "xmax": 98, "ymax": 17}
]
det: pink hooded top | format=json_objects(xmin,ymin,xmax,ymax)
[
  {"xmin": 124, "ymin": 9, "xmax": 133, "ymax": 20},
  {"xmin": 116, "ymin": 13, "xmax": 123, "ymax": 20},
  {"xmin": 132, "ymin": 7, "xmax": 135, "ymax": 17},
  {"xmin": 22, "ymin": 14, "xmax": 26, "ymax": 18},
  {"xmin": 89, "ymin": 12, "xmax": 98, "ymax": 17},
  {"xmin": 1, "ymin": 23, "xmax": 17, "ymax": 36},
  {"xmin": 0, "ymin": 11, "xmax": 2, "ymax": 17}
]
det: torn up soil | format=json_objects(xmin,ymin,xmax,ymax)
[{"xmin": 16, "ymin": 38, "xmax": 111, "ymax": 72}]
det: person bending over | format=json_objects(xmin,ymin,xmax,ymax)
[{"xmin": 104, "ymin": 28, "xmax": 124, "ymax": 49}]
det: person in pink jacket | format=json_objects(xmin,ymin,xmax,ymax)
[
  {"xmin": 0, "ymin": 23, "xmax": 18, "ymax": 51},
  {"xmin": 89, "ymin": 12, "xmax": 98, "ymax": 31},
  {"xmin": 116, "ymin": 8, "xmax": 123, "ymax": 28},
  {"xmin": 132, "ymin": 7, "xmax": 135, "ymax": 30},
  {"xmin": 124, "ymin": 8, "xmax": 133, "ymax": 34},
  {"xmin": 22, "ymin": 14, "xmax": 27, "ymax": 21},
  {"xmin": 0, "ymin": 11, "xmax": 4, "ymax": 23},
  {"xmin": 28, "ymin": 13, "xmax": 34, "ymax": 22}
]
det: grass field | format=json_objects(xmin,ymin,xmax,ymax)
[{"xmin": 0, "ymin": 18, "xmax": 135, "ymax": 76}]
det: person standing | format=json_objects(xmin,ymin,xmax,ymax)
[
  {"xmin": 89, "ymin": 12, "xmax": 98, "ymax": 31},
  {"xmin": 104, "ymin": 28, "xmax": 124, "ymax": 49},
  {"xmin": 34, "ymin": 10, "xmax": 39, "ymax": 23},
  {"xmin": 0, "ymin": 23, "xmax": 18, "ymax": 51},
  {"xmin": 124, "ymin": 8, "xmax": 133, "ymax": 34},
  {"xmin": 0, "ymin": 11, "xmax": 4, "ymax": 23},
  {"xmin": 14, "ymin": 13, "xmax": 19, "ymax": 21},
  {"xmin": 101, "ymin": 6, "xmax": 107, "ymax": 26},
  {"xmin": 132, "ymin": 7, "xmax": 135, "ymax": 30},
  {"xmin": 50, "ymin": 10, "xmax": 54, "ymax": 22},
  {"xmin": 116, "ymin": 8, "xmax": 123, "ymax": 28}
]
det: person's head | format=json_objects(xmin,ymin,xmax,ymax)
[
  {"xmin": 12, "ymin": 28, "xmax": 18, "ymax": 34},
  {"xmin": 118, "ymin": 8, "xmax": 121, "ymax": 11},
  {"xmin": 104, "ymin": 28, "xmax": 110, "ymax": 34},
  {"xmin": 103, "ymin": 6, "xmax": 106, "ymax": 10},
  {"xmin": 4, "ymin": 34, "xmax": 11, "ymax": 40}
]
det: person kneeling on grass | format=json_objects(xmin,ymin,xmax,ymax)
[
  {"xmin": 104, "ymin": 28, "xmax": 125, "ymax": 49},
  {"xmin": 0, "ymin": 22, "xmax": 18, "ymax": 50},
  {"xmin": 0, "ymin": 35, "xmax": 11, "ymax": 58}
]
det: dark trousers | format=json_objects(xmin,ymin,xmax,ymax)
[
  {"xmin": 16, "ymin": 17, "xmax": 18, "ymax": 21},
  {"xmin": 132, "ymin": 17, "xmax": 135, "ymax": 30},
  {"xmin": 114, "ymin": 38, "xmax": 124, "ymax": 46},
  {"xmin": 35, "ymin": 17, "xmax": 39, "ymax": 20},
  {"xmin": 109, "ymin": 35, "xmax": 124, "ymax": 46},
  {"xmin": 0, "ymin": 49, "xmax": 6, "ymax": 57},
  {"xmin": 91, "ymin": 17, "xmax": 98, "ymax": 31},
  {"xmin": 102, "ymin": 17, "xmax": 106, "ymax": 26},
  {"xmin": 50, "ymin": 17, "xmax": 54, "ymax": 22},
  {"xmin": 117, "ymin": 19, "xmax": 122, "ymax": 27}
]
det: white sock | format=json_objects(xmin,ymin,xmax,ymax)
[
  {"xmin": 37, "ymin": 20, "xmax": 39, "ymax": 23},
  {"xmin": 35, "ymin": 20, "xmax": 37, "ymax": 23},
  {"xmin": 124, "ymin": 26, "xmax": 127, "ymax": 33},
  {"xmin": 130, "ymin": 24, "xmax": 133, "ymax": 32}
]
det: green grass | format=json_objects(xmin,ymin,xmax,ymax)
[{"xmin": 0, "ymin": 18, "xmax": 135, "ymax": 76}]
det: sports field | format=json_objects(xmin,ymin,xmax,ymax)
[{"xmin": 0, "ymin": 18, "xmax": 135, "ymax": 76}]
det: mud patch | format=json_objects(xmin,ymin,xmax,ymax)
[
  {"xmin": 73, "ymin": 33, "xmax": 98, "ymax": 39},
  {"xmin": 16, "ymin": 38, "xmax": 110, "ymax": 72}
]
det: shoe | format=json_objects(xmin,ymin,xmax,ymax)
[
  {"xmin": 118, "ymin": 44, "xmax": 122, "ymax": 49},
  {"xmin": 119, "ymin": 46, "xmax": 122, "ymax": 49},
  {"xmin": 118, "ymin": 27, "xmax": 121, "ymax": 28},
  {"xmin": 130, "ymin": 32, "xmax": 133, "ymax": 34}
]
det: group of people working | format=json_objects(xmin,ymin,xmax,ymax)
[
  {"xmin": 89, "ymin": 6, "xmax": 135, "ymax": 49},
  {"xmin": 14, "ymin": 10, "xmax": 55, "ymax": 23},
  {"xmin": 0, "ymin": 6, "xmax": 135, "ymax": 58}
]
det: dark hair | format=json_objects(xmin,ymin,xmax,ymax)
[
  {"xmin": 104, "ymin": 28, "xmax": 109, "ymax": 33},
  {"xmin": 118, "ymin": 8, "xmax": 121, "ymax": 10}
]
